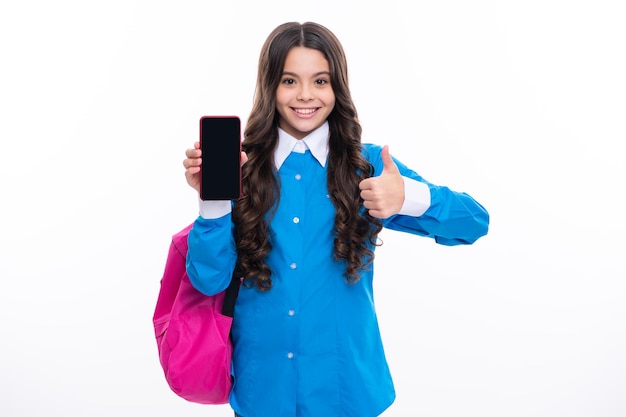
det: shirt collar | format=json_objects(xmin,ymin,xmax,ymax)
[{"xmin": 274, "ymin": 122, "xmax": 329, "ymax": 170}]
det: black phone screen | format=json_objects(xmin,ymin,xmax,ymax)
[{"xmin": 199, "ymin": 116, "xmax": 241, "ymax": 200}]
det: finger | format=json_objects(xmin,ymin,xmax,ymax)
[
  {"xmin": 240, "ymin": 151, "xmax": 248, "ymax": 166},
  {"xmin": 184, "ymin": 150, "xmax": 201, "ymax": 170},
  {"xmin": 184, "ymin": 160, "xmax": 201, "ymax": 170},
  {"xmin": 381, "ymin": 145, "xmax": 399, "ymax": 174},
  {"xmin": 185, "ymin": 166, "xmax": 201, "ymax": 175},
  {"xmin": 360, "ymin": 189, "xmax": 374, "ymax": 201},
  {"xmin": 362, "ymin": 199, "xmax": 376, "ymax": 210},
  {"xmin": 186, "ymin": 148, "xmax": 202, "ymax": 159},
  {"xmin": 367, "ymin": 209, "xmax": 390, "ymax": 219},
  {"xmin": 359, "ymin": 178, "xmax": 373, "ymax": 191}
]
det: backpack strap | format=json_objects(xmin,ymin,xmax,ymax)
[{"xmin": 221, "ymin": 265, "xmax": 241, "ymax": 318}]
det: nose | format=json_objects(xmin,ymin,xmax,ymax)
[{"xmin": 297, "ymin": 84, "xmax": 313, "ymax": 101}]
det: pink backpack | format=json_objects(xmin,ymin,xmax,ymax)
[{"xmin": 153, "ymin": 223, "xmax": 240, "ymax": 404}]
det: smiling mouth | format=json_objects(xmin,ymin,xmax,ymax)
[{"xmin": 293, "ymin": 108, "xmax": 319, "ymax": 115}]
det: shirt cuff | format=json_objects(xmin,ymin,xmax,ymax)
[
  {"xmin": 198, "ymin": 198, "xmax": 232, "ymax": 219},
  {"xmin": 398, "ymin": 177, "xmax": 431, "ymax": 217}
]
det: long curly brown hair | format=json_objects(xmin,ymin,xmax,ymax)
[{"xmin": 233, "ymin": 22, "xmax": 382, "ymax": 291}]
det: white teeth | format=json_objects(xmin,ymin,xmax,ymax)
[{"xmin": 294, "ymin": 108, "xmax": 316, "ymax": 114}]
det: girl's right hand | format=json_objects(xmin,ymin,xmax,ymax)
[
  {"xmin": 183, "ymin": 142, "xmax": 249, "ymax": 195},
  {"xmin": 183, "ymin": 141, "xmax": 202, "ymax": 193}
]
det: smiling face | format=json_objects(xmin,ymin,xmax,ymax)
[{"xmin": 275, "ymin": 47, "xmax": 336, "ymax": 139}]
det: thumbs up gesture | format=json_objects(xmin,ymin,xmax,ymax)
[{"xmin": 359, "ymin": 145, "xmax": 405, "ymax": 219}]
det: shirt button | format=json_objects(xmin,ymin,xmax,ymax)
[
  {"xmin": 295, "ymin": 174, "xmax": 302, "ymax": 180},
  {"xmin": 290, "ymin": 263, "xmax": 297, "ymax": 269},
  {"xmin": 287, "ymin": 352, "xmax": 294, "ymax": 359},
  {"xmin": 293, "ymin": 217, "xmax": 300, "ymax": 224},
  {"xmin": 288, "ymin": 309, "xmax": 295, "ymax": 316}
]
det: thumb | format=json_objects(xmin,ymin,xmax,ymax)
[{"xmin": 381, "ymin": 145, "xmax": 399, "ymax": 174}]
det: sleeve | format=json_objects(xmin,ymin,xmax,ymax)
[
  {"xmin": 185, "ymin": 212, "xmax": 238, "ymax": 295},
  {"xmin": 363, "ymin": 143, "xmax": 490, "ymax": 245}
]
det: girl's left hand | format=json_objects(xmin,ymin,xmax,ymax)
[{"xmin": 359, "ymin": 145, "xmax": 405, "ymax": 219}]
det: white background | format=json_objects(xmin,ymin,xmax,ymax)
[{"xmin": 1, "ymin": 1, "xmax": 625, "ymax": 416}]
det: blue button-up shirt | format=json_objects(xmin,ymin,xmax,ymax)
[{"xmin": 186, "ymin": 124, "xmax": 489, "ymax": 417}]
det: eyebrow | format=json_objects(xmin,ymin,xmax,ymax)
[{"xmin": 282, "ymin": 71, "xmax": 331, "ymax": 78}]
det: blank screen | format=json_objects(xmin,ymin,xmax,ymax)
[{"xmin": 200, "ymin": 116, "xmax": 241, "ymax": 200}]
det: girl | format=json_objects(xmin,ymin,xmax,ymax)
[{"xmin": 183, "ymin": 21, "xmax": 489, "ymax": 417}]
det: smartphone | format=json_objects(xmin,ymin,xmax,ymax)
[{"xmin": 199, "ymin": 115, "xmax": 242, "ymax": 200}]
